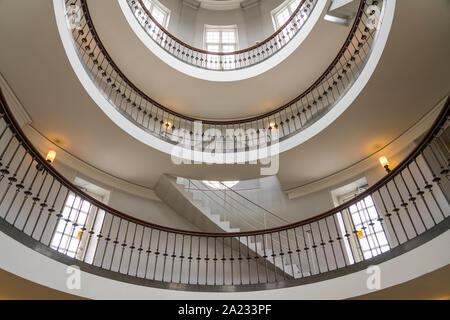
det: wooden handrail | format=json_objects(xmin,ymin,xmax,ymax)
[
  {"xmin": 78, "ymin": 0, "xmax": 371, "ymax": 125},
  {"xmin": 1, "ymin": 87, "xmax": 448, "ymax": 238},
  {"xmin": 134, "ymin": 0, "xmax": 309, "ymax": 56}
]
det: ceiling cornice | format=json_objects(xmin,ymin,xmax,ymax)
[
  {"xmin": 240, "ymin": 0, "xmax": 260, "ymax": 10},
  {"xmin": 24, "ymin": 125, "xmax": 162, "ymax": 202},
  {"xmin": 182, "ymin": 0, "xmax": 201, "ymax": 10},
  {"xmin": 0, "ymin": 72, "xmax": 32, "ymax": 128},
  {"xmin": 180, "ymin": 0, "xmax": 260, "ymax": 12},
  {"xmin": 199, "ymin": 0, "xmax": 244, "ymax": 11},
  {"xmin": 0, "ymin": 72, "xmax": 160, "ymax": 202}
]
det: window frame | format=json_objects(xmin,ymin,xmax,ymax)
[
  {"xmin": 271, "ymin": 0, "xmax": 301, "ymax": 30},
  {"xmin": 336, "ymin": 186, "xmax": 390, "ymax": 264},
  {"xmin": 50, "ymin": 178, "xmax": 110, "ymax": 262},
  {"xmin": 203, "ymin": 24, "xmax": 239, "ymax": 53},
  {"xmin": 142, "ymin": 0, "xmax": 171, "ymax": 28}
]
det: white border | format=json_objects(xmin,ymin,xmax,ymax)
[
  {"xmin": 118, "ymin": 0, "xmax": 328, "ymax": 82},
  {"xmin": 54, "ymin": 0, "xmax": 395, "ymax": 163}
]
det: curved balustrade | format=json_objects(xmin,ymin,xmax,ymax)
[
  {"xmin": 0, "ymin": 89, "xmax": 448, "ymax": 290},
  {"xmin": 63, "ymin": 0, "xmax": 386, "ymax": 154},
  {"xmin": 128, "ymin": 0, "xmax": 318, "ymax": 71}
]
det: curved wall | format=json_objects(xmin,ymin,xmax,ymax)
[
  {"xmin": 119, "ymin": 0, "xmax": 328, "ymax": 81},
  {"xmin": 55, "ymin": 0, "xmax": 396, "ymax": 162},
  {"xmin": 161, "ymin": 0, "xmax": 290, "ymax": 49},
  {"xmin": 1, "ymin": 226, "xmax": 448, "ymax": 299}
]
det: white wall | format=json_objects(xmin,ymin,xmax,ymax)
[
  {"xmin": 53, "ymin": 161, "xmax": 200, "ymax": 232},
  {"xmin": 161, "ymin": 0, "xmax": 287, "ymax": 48},
  {"xmin": 234, "ymin": 142, "xmax": 419, "ymax": 225},
  {"xmin": 49, "ymin": 134, "xmax": 429, "ymax": 237}
]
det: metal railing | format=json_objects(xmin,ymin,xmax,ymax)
[
  {"xmin": 127, "ymin": 0, "xmax": 318, "ymax": 71},
  {"xmin": 179, "ymin": 178, "xmax": 303, "ymax": 277},
  {"xmin": 0, "ymin": 89, "xmax": 448, "ymax": 289},
  {"xmin": 179, "ymin": 178, "xmax": 289, "ymax": 231},
  {"xmin": 63, "ymin": 0, "xmax": 386, "ymax": 153}
]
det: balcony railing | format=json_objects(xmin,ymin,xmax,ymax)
[
  {"xmin": 0, "ymin": 89, "xmax": 448, "ymax": 290},
  {"xmin": 127, "ymin": 0, "xmax": 318, "ymax": 71},
  {"xmin": 63, "ymin": 0, "xmax": 387, "ymax": 154}
]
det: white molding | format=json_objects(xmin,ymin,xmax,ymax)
[
  {"xmin": 286, "ymin": 96, "xmax": 447, "ymax": 199},
  {"xmin": 182, "ymin": 0, "xmax": 200, "ymax": 10},
  {"xmin": 240, "ymin": 0, "xmax": 260, "ymax": 10},
  {"xmin": 0, "ymin": 71, "xmax": 160, "ymax": 202},
  {"xmin": 200, "ymin": 0, "xmax": 243, "ymax": 11},
  {"xmin": 0, "ymin": 72, "xmax": 32, "ymax": 128}
]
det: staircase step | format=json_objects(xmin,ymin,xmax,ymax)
[
  {"xmin": 209, "ymin": 214, "xmax": 222, "ymax": 223},
  {"xmin": 329, "ymin": 0, "xmax": 354, "ymax": 11},
  {"xmin": 161, "ymin": 175, "xmax": 301, "ymax": 279},
  {"xmin": 155, "ymin": 175, "xmax": 224, "ymax": 233}
]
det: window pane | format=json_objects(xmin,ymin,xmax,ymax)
[
  {"xmin": 221, "ymin": 31, "xmax": 236, "ymax": 44},
  {"xmin": 350, "ymin": 195, "xmax": 390, "ymax": 258},
  {"xmin": 206, "ymin": 31, "xmax": 220, "ymax": 43},
  {"xmin": 51, "ymin": 195, "xmax": 92, "ymax": 257},
  {"xmin": 142, "ymin": 0, "xmax": 152, "ymax": 11},
  {"xmin": 289, "ymin": 0, "xmax": 301, "ymax": 12},
  {"xmin": 207, "ymin": 45, "xmax": 220, "ymax": 52},
  {"xmin": 276, "ymin": 8, "xmax": 290, "ymax": 27},
  {"xmin": 76, "ymin": 212, "xmax": 88, "ymax": 226},
  {"xmin": 204, "ymin": 26, "xmax": 238, "ymax": 54},
  {"xmin": 152, "ymin": 6, "xmax": 165, "ymax": 25},
  {"xmin": 140, "ymin": 0, "xmax": 170, "ymax": 27},
  {"xmin": 222, "ymin": 45, "xmax": 235, "ymax": 53}
]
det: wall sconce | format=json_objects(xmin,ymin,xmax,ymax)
[
  {"xmin": 36, "ymin": 151, "xmax": 56, "ymax": 173},
  {"xmin": 379, "ymin": 156, "xmax": 391, "ymax": 173},
  {"xmin": 46, "ymin": 150, "xmax": 56, "ymax": 164},
  {"xmin": 268, "ymin": 122, "xmax": 276, "ymax": 130},
  {"xmin": 164, "ymin": 121, "xmax": 173, "ymax": 130}
]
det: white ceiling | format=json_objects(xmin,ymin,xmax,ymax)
[{"xmin": 0, "ymin": 0, "xmax": 449, "ymax": 193}]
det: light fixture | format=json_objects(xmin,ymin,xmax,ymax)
[
  {"xmin": 379, "ymin": 156, "xmax": 390, "ymax": 173},
  {"xmin": 269, "ymin": 122, "xmax": 275, "ymax": 130},
  {"xmin": 46, "ymin": 150, "xmax": 56, "ymax": 164}
]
